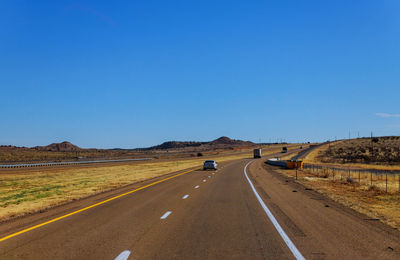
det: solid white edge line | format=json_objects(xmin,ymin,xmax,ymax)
[
  {"xmin": 115, "ymin": 250, "xmax": 131, "ymax": 260},
  {"xmin": 183, "ymin": 194, "xmax": 189, "ymax": 199},
  {"xmin": 244, "ymin": 161, "xmax": 305, "ymax": 260},
  {"xmin": 160, "ymin": 211, "xmax": 172, "ymax": 219}
]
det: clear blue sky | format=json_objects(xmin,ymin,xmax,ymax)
[{"xmin": 1, "ymin": 1, "xmax": 400, "ymax": 148}]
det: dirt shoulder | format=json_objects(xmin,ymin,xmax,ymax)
[
  {"xmin": 267, "ymin": 163, "xmax": 400, "ymax": 230},
  {"xmin": 250, "ymin": 161, "xmax": 400, "ymax": 258}
]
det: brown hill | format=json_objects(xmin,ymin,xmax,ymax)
[
  {"xmin": 34, "ymin": 141, "xmax": 81, "ymax": 152},
  {"xmin": 209, "ymin": 136, "xmax": 253, "ymax": 146}
]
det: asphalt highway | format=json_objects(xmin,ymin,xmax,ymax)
[{"xmin": 0, "ymin": 156, "xmax": 399, "ymax": 259}]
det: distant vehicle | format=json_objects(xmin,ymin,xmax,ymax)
[
  {"xmin": 203, "ymin": 160, "xmax": 218, "ymax": 170},
  {"xmin": 253, "ymin": 149, "xmax": 262, "ymax": 158},
  {"xmin": 282, "ymin": 147, "xmax": 288, "ymax": 153},
  {"xmin": 299, "ymin": 146, "xmax": 303, "ymax": 149}
]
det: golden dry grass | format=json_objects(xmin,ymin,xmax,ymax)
[
  {"xmin": 303, "ymin": 138, "xmax": 400, "ymax": 171},
  {"xmin": 0, "ymin": 144, "xmax": 301, "ymax": 221},
  {"xmin": 274, "ymin": 167, "xmax": 400, "ymax": 230},
  {"xmin": 302, "ymin": 142, "xmax": 336, "ymax": 164}
]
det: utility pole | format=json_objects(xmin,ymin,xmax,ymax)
[{"xmin": 371, "ymin": 132, "xmax": 374, "ymax": 159}]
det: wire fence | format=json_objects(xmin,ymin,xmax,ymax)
[{"xmin": 303, "ymin": 163, "xmax": 400, "ymax": 193}]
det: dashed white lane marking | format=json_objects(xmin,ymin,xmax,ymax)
[
  {"xmin": 203, "ymin": 179, "xmax": 206, "ymax": 182},
  {"xmin": 244, "ymin": 161, "xmax": 305, "ymax": 260},
  {"xmin": 160, "ymin": 211, "xmax": 172, "ymax": 220},
  {"xmin": 195, "ymin": 185, "xmax": 200, "ymax": 189},
  {"xmin": 115, "ymin": 250, "xmax": 131, "ymax": 260},
  {"xmin": 183, "ymin": 194, "xmax": 189, "ymax": 199}
]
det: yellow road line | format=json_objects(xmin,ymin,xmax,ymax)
[{"xmin": 0, "ymin": 167, "xmax": 200, "ymax": 243}]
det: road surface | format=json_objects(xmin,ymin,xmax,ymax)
[{"xmin": 0, "ymin": 157, "xmax": 399, "ymax": 259}]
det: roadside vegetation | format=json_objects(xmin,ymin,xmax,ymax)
[
  {"xmin": 304, "ymin": 137, "xmax": 400, "ymax": 171},
  {"xmin": 0, "ymin": 146, "xmax": 145, "ymax": 163}
]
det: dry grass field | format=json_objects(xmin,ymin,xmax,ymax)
[
  {"xmin": 304, "ymin": 137, "xmax": 400, "ymax": 171},
  {"xmin": 0, "ymin": 146, "xmax": 146, "ymax": 163},
  {"xmin": 0, "ymin": 144, "xmax": 300, "ymax": 222}
]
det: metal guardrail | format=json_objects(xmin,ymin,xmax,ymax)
[
  {"xmin": 0, "ymin": 158, "xmax": 153, "ymax": 168},
  {"xmin": 266, "ymin": 158, "xmax": 287, "ymax": 167}
]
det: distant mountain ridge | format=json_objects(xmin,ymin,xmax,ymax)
[
  {"xmin": 3, "ymin": 136, "xmax": 253, "ymax": 152},
  {"xmin": 146, "ymin": 136, "xmax": 253, "ymax": 150}
]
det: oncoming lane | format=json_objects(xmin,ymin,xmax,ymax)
[{"xmin": 0, "ymin": 163, "xmax": 220, "ymax": 259}]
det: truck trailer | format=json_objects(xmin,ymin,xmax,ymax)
[{"xmin": 253, "ymin": 149, "xmax": 262, "ymax": 158}]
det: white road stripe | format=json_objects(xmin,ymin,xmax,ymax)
[
  {"xmin": 160, "ymin": 211, "xmax": 172, "ymax": 219},
  {"xmin": 183, "ymin": 194, "xmax": 189, "ymax": 199},
  {"xmin": 115, "ymin": 250, "xmax": 131, "ymax": 260},
  {"xmin": 195, "ymin": 185, "xmax": 200, "ymax": 189},
  {"xmin": 244, "ymin": 161, "xmax": 305, "ymax": 260}
]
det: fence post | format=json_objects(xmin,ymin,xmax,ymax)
[
  {"xmin": 370, "ymin": 172, "xmax": 372, "ymax": 186},
  {"xmin": 386, "ymin": 173, "xmax": 388, "ymax": 193}
]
